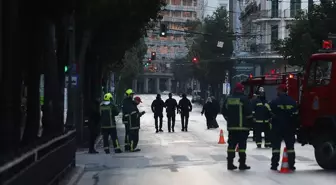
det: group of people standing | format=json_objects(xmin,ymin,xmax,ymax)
[
  {"xmin": 88, "ymin": 89, "xmax": 145, "ymax": 154},
  {"xmin": 151, "ymin": 93, "xmax": 192, "ymax": 133},
  {"xmin": 222, "ymin": 83, "xmax": 298, "ymax": 172}
]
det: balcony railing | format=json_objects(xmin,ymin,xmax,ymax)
[
  {"xmin": 165, "ymin": 4, "xmax": 198, "ymax": 12},
  {"xmin": 251, "ymin": 9, "xmax": 308, "ymax": 21},
  {"xmin": 162, "ymin": 16, "xmax": 196, "ymax": 22}
]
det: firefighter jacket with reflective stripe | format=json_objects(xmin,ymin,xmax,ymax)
[
  {"xmin": 100, "ymin": 101, "xmax": 119, "ymax": 128},
  {"xmin": 252, "ymin": 98, "xmax": 272, "ymax": 123},
  {"xmin": 222, "ymin": 92, "xmax": 253, "ymax": 131},
  {"xmin": 269, "ymin": 93, "xmax": 298, "ymax": 131},
  {"xmin": 122, "ymin": 97, "xmax": 137, "ymax": 124},
  {"xmin": 127, "ymin": 109, "xmax": 141, "ymax": 130}
]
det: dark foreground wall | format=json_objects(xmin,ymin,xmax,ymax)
[{"xmin": 0, "ymin": 130, "xmax": 76, "ymax": 185}]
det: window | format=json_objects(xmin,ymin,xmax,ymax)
[
  {"xmin": 308, "ymin": 60, "xmax": 332, "ymax": 86},
  {"xmin": 290, "ymin": 0, "xmax": 301, "ymax": 18},
  {"xmin": 182, "ymin": 0, "xmax": 192, "ymax": 6},
  {"xmin": 183, "ymin": 11, "xmax": 192, "ymax": 17},
  {"xmin": 171, "ymin": 0, "xmax": 181, "ymax": 5},
  {"xmin": 271, "ymin": 25, "xmax": 278, "ymax": 50},
  {"xmin": 271, "ymin": 0, "xmax": 279, "ymax": 18},
  {"xmin": 172, "ymin": 11, "xmax": 181, "ymax": 17}
]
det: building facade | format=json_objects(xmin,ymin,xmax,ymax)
[{"xmin": 135, "ymin": 0, "xmax": 205, "ymax": 94}]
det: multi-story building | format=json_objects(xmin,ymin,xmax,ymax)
[
  {"xmin": 233, "ymin": 0, "xmax": 314, "ymax": 80},
  {"xmin": 134, "ymin": 0, "xmax": 205, "ymax": 94}
]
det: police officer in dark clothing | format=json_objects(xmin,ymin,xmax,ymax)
[
  {"xmin": 252, "ymin": 90, "xmax": 272, "ymax": 148},
  {"xmin": 222, "ymin": 83, "xmax": 253, "ymax": 170},
  {"xmin": 100, "ymin": 93, "xmax": 122, "ymax": 154},
  {"xmin": 88, "ymin": 98, "xmax": 100, "ymax": 154},
  {"xmin": 165, "ymin": 93, "xmax": 178, "ymax": 132},
  {"xmin": 151, "ymin": 94, "xmax": 165, "ymax": 133},
  {"xmin": 128, "ymin": 96, "xmax": 145, "ymax": 152},
  {"xmin": 269, "ymin": 84, "xmax": 298, "ymax": 171},
  {"xmin": 178, "ymin": 93, "xmax": 192, "ymax": 132},
  {"xmin": 202, "ymin": 97, "xmax": 216, "ymax": 129},
  {"xmin": 122, "ymin": 89, "xmax": 136, "ymax": 152}
]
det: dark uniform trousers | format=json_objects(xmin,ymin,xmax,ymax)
[
  {"xmin": 167, "ymin": 113, "xmax": 176, "ymax": 131},
  {"xmin": 180, "ymin": 113, "xmax": 189, "ymax": 130},
  {"xmin": 227, "ymin": 131, "xmax": 249, "ymax": 163},
  {"xmin": 124, "ymin": 123, "xmax": 130, "ymax": 151},
  {"xmin": 271, "ymin": 130, "xmax": 296, "ymax": 168},
  {"xmin": 129, "ymin": 128, "xmax": 140, "ymax": 151},
  {"xmin": 254, "ymin": 121, "xmax": 271, "ymax": 147},
  {"xmin": 101, "ymin": 127, "xmax": 120, "ymax": 152},
  {"xmin": 154, "ymin": 114, "xmax": 163, "ymax": 130}
]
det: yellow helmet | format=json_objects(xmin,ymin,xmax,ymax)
[
  {"xmin": 125, "ymin": 89, "xmax": 134, "ymax": 96},
  {"xmin": 103, "ymin": 93, "xmax": 113, "ymax": 101}
]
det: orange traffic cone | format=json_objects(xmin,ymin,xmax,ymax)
[
  {"xmin": 218, "ymin": 129, "xmax": 226, "ymax": 144},
  {"xmin": 279, "ymin": 147, "xmax": 291, "ymax": 173},
  {"xmin": 235, "ymin": 144, "xmax": 239, "ymax": 152}
]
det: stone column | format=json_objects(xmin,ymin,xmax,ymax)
[
  {"xmin": 167, "ymin": 78, "xmax": 172, "ymax": 92},
  {"xmin": 156, "ymin": 78, "xmax": 160, "ymax": 93},
  {"xmin": 144, "ymin": 78, "xmax": 149, "ymax": 93},
  {"xmin": 132, "ymin": 79, "xmax": 137, "ymax": 92}
]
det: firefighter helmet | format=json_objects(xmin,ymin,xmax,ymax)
[
  {"xmin": 103, "ymin": 93, "xmax": 113, "ymax": 101},
  {"xmin": 125, "ymin": 89, "xmax": 135, "ymax": 96}
]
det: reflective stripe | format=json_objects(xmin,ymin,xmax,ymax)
[
  {"xmin": 115, "ymin": 140, "xmax": 120, "ymax": 148},
  {"xmin": 130, "ymin": 111, "xmax": 137, "ymax": 115},
  {"xmin": 124, "ymin": 114, "xmax": 130, "ymax": 116},
  {"xmin": 246, "ymin": 115, "xmax": 253, "ymax": 119},
  {"xmin": 277, "ymin": 105, "xmax": 293, "ymax": 110},
  {"xmin": 255, "ymin": 120, "xmax": 269, "ymax": 123},
  {"xmin": 272, "ymin": 149, "xmax": 280, "ymax": 153},
  {"xmin": 239, "ymin": 149, "xmax": 245, "ymax": 152},
  {"xmin": 293, "ymin": 111, "xmax": 298, "ymax": 115},
  {"xmin": 130, "ymin": 141, "xmax": 134, "ymax": 151},
  {"xmin": 264, "ymin": 103, "xmax": 271, "ymax": 111},
  {"xmin": 256, "ymin": 142, "xmax": 262, "ymax": 145},
  {"xmin": 252, "ymin": 111, "xmax": 255, "ymax": 114},
  {"xmin": 228, "ymin": 127, "xmax": 250, "ymax": 131},
  {"xmin": 104, "ymin": 147, "xmax": 109, "ymax": 150},
  {"xmin": 228, "ymin": 149, "xmax": 235, "ymax": 152},
  {"xmin": 287, "ymin": 149, "xmax": 295, "ymax": 153},
  {"xmin": 265, "ymin": 142, "xmax": 271, "ymax": 145}
]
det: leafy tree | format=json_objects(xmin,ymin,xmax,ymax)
[
  {"xmin": 274, "ymin": 2, "xmax": 336, "ymax": 66},
  {"xmin": 187, "ymin": 7, "xmax": 234, "ymax": 95}
]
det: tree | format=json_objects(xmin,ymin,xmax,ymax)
[
  {"xmin": 187, "ymin": 7, "xmax": 234, "ymax": 96},
  {"xmin": 274, "ymin": 2, "xmax": 336, "ymax": 66}
]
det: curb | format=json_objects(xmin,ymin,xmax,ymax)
[{"xmin": 64, "ymin": 165, "xmax": 85, "ymax": 185}]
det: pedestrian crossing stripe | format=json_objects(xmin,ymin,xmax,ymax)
[{"xmin": 312, "ymin": 96, "xmax": 319, "ymax": 110}]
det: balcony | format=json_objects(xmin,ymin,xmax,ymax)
[
  {"xmin": 165, "ymin": 4, "xmax": 197, "ymax": 12},
  {"xmin": 251, "ymin": 9, "xmax": 308, "ymax": 23},
  {"xmin": 162, "ymin": 15, "xmax": 196, "ymax": 23}
]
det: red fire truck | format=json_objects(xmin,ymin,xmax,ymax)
[{"xmin": 241, "ymin": 40, "xmax": 336, "ymax": 170}]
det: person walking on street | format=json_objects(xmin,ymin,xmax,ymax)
[
  {"xmin": 151, "ymin": 94, "xmax": 165, "ymax": 133},
  {"xmin": 100, "ymin": 93, "xmax": 122, "ymax": 154},
  {"xmin": 122, "ymin": 89, "xmax": 136, "ymax": 152},
  {"xmin": 178, "ymin": 93, "xmax": 192, "ymax": 132},
  {"xmin": 269, "ymin": 84, "xmax": 298, "ymax": 171},
  {"xmin": 88, "ymin": 98, "xmax": 100, "ymax": 154},
  {"xmin": 165, "ymin": 93, "xmax": 178, "ymax": 132},
  {"xmin": 211, "ymin": 96, "xmax": 220, "ymax": 128},
  {"xmin": 128, "ymin": 96, "xmax": 145, "ymax": 152},
  {"xmin": 252, "ymin": 90, "xmax": 272, "ymax": 148},
  {"xmin": 201, "ymin": 97, "xmax": 216, "ymax": 129},
  {"xmin": 222, "ymin": 83, "xmax": 253, "ymax": 170}
]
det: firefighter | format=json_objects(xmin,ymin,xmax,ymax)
[
  {"xmin": 151, "ymin": 94, "xmax": 165, "ymax": 133},
  {"xmin": 222, "ymin": 83, "xmax": 253, "ymax": 170},
  {"xmin": 100, "ymin": 93, "xmax": 122, "ymax": 154},
  {"xmin": 252, "ymin": 90, "xmax": 272, "ymax": 148},
  {"xmin": 178, "ymin": 93, "xmax": 192, "ymax": 132},
  {"xmin": 128, "ymin": 96, "xmax": 145, "ymax": 152},
  {"xmin": 165, "ymin": 93, "xmax": 178, "ymax": 132},
  {"xmin": 269, "ymin": 84, "xmax": 298, "ymax": 171},
  {"xmin": 122, "ymin": 89, "xmax": 136, "ymax": 152}
]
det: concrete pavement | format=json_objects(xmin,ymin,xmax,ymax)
[{"xmin": 73, "ymin": 94, "xmax": 336, "ymax": 185}]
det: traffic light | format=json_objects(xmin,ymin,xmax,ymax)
[
  {"xmin": 151, "ymin": 52, "xmax": 156, "ymax": 60},
  {"xmin": 322, "ymin": 40, "xmax": 332, "ymax": 49},
  {"xmin": 148, "ymin": 58, "xmax": 152, "ymax": 63},
  {"xmin": 160, "ymin": 24, "xmax": 167, "ymax": 37},
  {"xmin": 64, "ymin": 66, "xmax": 68, "ymax": 72},
  {"xmin": 192, "ymin": 57, "xmax": 198, "ymax": 63},
  {"xmin": 144, "ymin": 62, "xmax": 149, "ymax": 67}
]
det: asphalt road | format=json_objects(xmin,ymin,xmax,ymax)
[{"xmin": 75, "ymin": 94, "xmax": 336, "ymax": 185}]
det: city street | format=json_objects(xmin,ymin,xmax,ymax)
[{"xmin": 74, "ymin": 94, "xmax": 336, "ymax": 185}]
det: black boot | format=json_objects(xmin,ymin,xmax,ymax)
[
  {"xmin": 114, "ymin": 149, "xmax": 122, "ymax": 153},
  {"xmin": 104, "ymin": 149, "xmax": 110, "ymax": 154},
  {"xmin": 227, "ymin": 159, "xmax": 237, "ymax": 170},
  {"xmin": 239, "ymin": 158, "xmax": 251, "ymax": 170},
  {"xmin": 156, "ymin": 129, "xmax": 159, "ymax": 133}
]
